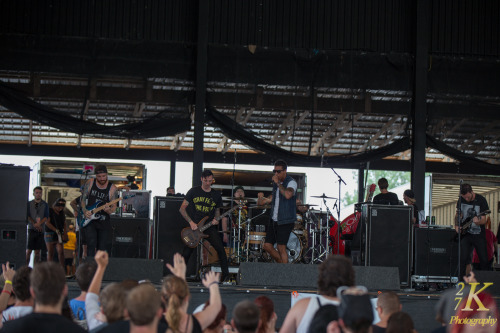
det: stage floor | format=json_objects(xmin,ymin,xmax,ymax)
[{"xmin": 66, "ymin": 280, "xmax": 478, "ymax": 333}]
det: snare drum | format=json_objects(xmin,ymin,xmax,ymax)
[{"xmin": 247, "ymin": 231, "xmax": 266, "ymax": 251}]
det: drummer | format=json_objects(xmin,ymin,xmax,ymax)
[{"xmin": 221, "ymin": 186, "xmax": 248, "ymax": 245}]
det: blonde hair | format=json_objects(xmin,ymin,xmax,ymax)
[
  {"xmin": 162, "ymin": 275, "xmax": 190, "ymax": 332},
  {"xmin": 100, "ymin": 283, "xmax": 127, "ymax": 323}
]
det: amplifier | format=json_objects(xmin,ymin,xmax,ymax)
[
  {"xmin": 414, "ymin": 227, "xmax": 458, "ymax": 277},
  {"xmin": 110, "ymin": 217, "xmax": 150, "ymax": 259}
]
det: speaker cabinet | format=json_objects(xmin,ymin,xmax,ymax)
[
  {"xmin": 414, "ymin": 227, "xmax": 458, "ymax": 278},
  {"xmin": 0, "ymin": 165, "xmax": 30, "ymax": 222},
  {"xmin": 154, "ymin": 197, "xmax": 198, "ymax": 276},
  {"xmin": 110, "ymin": 217, "xmax": 150, "ymax": 259},
  {"xmin": 0, "ymin": 223, "xmax": 27, "ymax": 269},
  {"xmin": 363, "ymin": 204, "xmax": 413, "ymax": 286}
]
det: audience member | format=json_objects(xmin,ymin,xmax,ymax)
[
  {"xmin": 386, "ymin": 312, "xmax": 416, "ymax": 333},
  {"xmin": 254, "ymin": 296, "xmax": 277, "ymax": 333},
  {"xmin": 1, "ymin": 266, "xmax": 33, "ymax": 325},
  {"xmin": 64, "ymin": 224, "xmax": 77, "ymax": 277},
  {"xmin": 231, "ymin": 300, "xmax": 260, "ymax": 333},
  {"xmin": 70, "ymin": 260, "xmax": 97, "ymax": 325},
  {"xmin": 306, "ymin": 304, "xmax": 338, "ymax": 333},
  {"xmin": 202, "ymin": 302, "xmax": 227, "ymax": 333},
  {"xmin": 126, "ymin": 284, "xmax": 162, "ymax": 333},
  {"xmin": 280, "ymin": 255, "xmax": 355, "ymax": 333},
  {"xmin": 162, "ymin": 270, "xmax": 221, "ymax": 332},
  {"xmin": 337, "ymin": 286, "xmax": 374, "ymax": 333},
  {"xmin": 450, "ymin": 291, "xmax": 499, "ymax": 333},
  {"xmin": 0, "ymin": 263, "xmax": 16, "ymax": 315},
  {"xmin": 372, "ymin": 291, "xmax": 402, "ymax": 333},
  {"xmin": 0, "ymin": 261, "xmax": 86, "ymax": 333},
  {"xmin": 85, "ymin": 250, "xmax": 109, "ymax": 331}
]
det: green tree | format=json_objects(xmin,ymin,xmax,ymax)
[{"xmin": 341, "ymin": 170, "xmax": 411, "ymax": 207}]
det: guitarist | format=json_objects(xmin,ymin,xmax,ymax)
[
  {"xmin": 179, "ymin": 169, "xmax": 229, "ymax": 283},
  {"xmin": 455, "ymin": 184, "xmax": 490, "ymax": 279},
  {"xmin": 81, "ymin": 164, "xmax": 118, "ymax": 257}
]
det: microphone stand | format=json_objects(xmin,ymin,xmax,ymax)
[
  {"xmin": 331, "ymin": 168, "xmax": 346, "ymax": 254},
  {"xmin": 457, "ymin": 180, "xmax": 463, "ymax": 280}
]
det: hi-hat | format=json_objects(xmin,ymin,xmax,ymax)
[
  {"xmin": 248, "ymin": 205, "xmax": 272, "ymax": 209},
  {"xmin": 297, "ymin": 204, "xmax": 318, "ymax": 208},
  {"xmin": 311, "ymin": 194, "xmax": 337, "ymax": 200}
]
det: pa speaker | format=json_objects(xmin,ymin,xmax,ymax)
[
  {"xmin": 0, "ymin": 223, "xmax": 27, "ymax": 269},
  {"xmin": 238, "ymin": 262, "xmax": 318, "ymax": 288},
  {"xmin": 364, "ymin": 204, "xmax": 412, "ymax": 286},
  {"xmin": 103, "ymin": 258, "xmax": 164, "ymax": 284},
  {"xmin": 414, "ymin": 227, "xmax": 458, "ymax": 277},
  {"xmin": 0, "ymin": 165, "xmax": 30, "ymax": 223},
  {"xmin": 110, "ymin": 217, "xmax": 150, "ymax": 259},
  {"xmin": 353, "ymin": 266, "xmax": 400, "ymax": 291},
  {"xmin": 154, "ymin": 197, "xmax": 198, "ymax": 276}
]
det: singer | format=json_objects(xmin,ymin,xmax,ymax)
[{"xmin": 257, "ymin": 160, "xmax": 297, "ymax": 263}]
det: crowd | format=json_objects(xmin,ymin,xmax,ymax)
[{"xmin": 1, "ymin": 254, "xmax": 499, "ymax": 333}]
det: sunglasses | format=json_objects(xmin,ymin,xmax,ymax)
[{"xmin": 272, "ymin": 169, "xmax": 284, "ymax": 174}]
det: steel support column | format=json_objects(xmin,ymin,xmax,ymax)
[
  {"xmin": 411, "ymin": 0, "xmax": 430, "ymax": 209},
  {"xmin": 192, "ymin": 0, "xmax": 209, "ymax": 186},
  {"xmin": 357, "ymin": 167, "xmax": 365, "ymax": 203},
  {"xmin": 170, "ymin": 160, "xmax": 176, "ymax": 189}
]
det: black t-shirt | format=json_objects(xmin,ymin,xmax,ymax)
[
  {"xmin": 184, "ymin": 186, "xmax": 222, "ymax": 223},
  {"xmin": 47, "ymin": 208, "xmax": 66, "ymax": 233},
  {"xmin": 373, "ymin": 192, "xmax": 399, "ymax": 205},
  {"xmin": 1, "ymin": 313, "xmax": 87, "ymax": 333},
  {"xmin": 371, "ymin": 325, "xmax": 386, "ymax": 333},
  {"xmin": 456, "ymin": 193, "xmax": 489, "ymax": 235}
]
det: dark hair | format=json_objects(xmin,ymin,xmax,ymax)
[
  {"xmin": 53, "ymin": 198, "xmax": 66, "ymax": 207},
  {"xmin": 204, "ymin": 301, "xmax": 227, "ymax": 330},
  {"xmin": 75, "ymin": 261, "xmax": 97, "ymax": 292},
  {"xmin": 232, "ymin": 300, "xmax": 260, "ymax": 333},
  {"xmin": 403, "ymin": 189, "xmax": 414, "ymax": 199},
  {"xmin": 167, "ymin": 186, "xmax": 175, "ymax": 191},
  {"xmin": 201, "ymin": 169, "xmax": 214, "ymax": 178},
  {"xmin": 12, "ymin": 266, "xmax": 32, "ymax": 301},
  {"xmin": 318, "ymin": 255, "xmax": 355, "ymax": 296},
  {"xmin": 254, "ymin": 296, "xmax": 274, "ymax": 333},
  {"xmin": 460, "ymin": 184, "xmax": 472, "ymax": 195},
  {"xmin": 33, "ymin": 186, "xmax": 42, "ymax": 193},
  {"xmin": 274, "ymin": 160, "xmax": 288, "ymax": 170},
  {"xmin": 386, "ymin": 312, "xmax": 415, "ymax": 333},
  {"xmin": 378, "ymin": 178, "xmax": 389, "ymax": 190},
  {"xmin": 94, "ymin": 164, "xmax": 108, "ymax": 174},
  {"xmin": 30, "ymin": 262, "xmax": 66, "ymax": 306}
]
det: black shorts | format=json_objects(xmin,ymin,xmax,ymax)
[
  {"xmin": 265, "ymin": 221, "xmax": 294, "ymax": 245},
  {"xmin": 27, "ymin": 229, "xmax": 45, "ymax": 250}
]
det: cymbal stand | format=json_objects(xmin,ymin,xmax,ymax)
[
  {"xmin": 244, "ymin": 209, "xmax": 268, "ymax": 262},
  {"xmin": 307, "ymin": 209, "xmax": 326, "ymax": 264}
]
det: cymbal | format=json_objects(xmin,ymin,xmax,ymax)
[
  {"xmin": 219, "ymin": 230, "xmax": 231, "ymax": 234},
  {"xmin": 297, "ymin": 204, "xmax": 318, "ymax": 208},
  {"xmin": 311, "ymin": 194, "xmax": 338, "ymax": 200},
  {"xmin": 248, "ymin": 205, "xmax": 272, "ymax": 209},
  {"xmin": 231, "ymin": 197, "xmax": 255, "ymax": 201}
]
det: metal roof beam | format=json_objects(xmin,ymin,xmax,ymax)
[
  {"xmin": 358, "ymin": 116, "xmax": 400, "ymax": 152},
  {"xmin": 324, "ymin": 114, "xmax": 361, "ymax": 153},
  {"xmin": 312, "ymin": 113, "xmax": 348, "ymax": 155}
]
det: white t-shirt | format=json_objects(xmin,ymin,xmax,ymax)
[
  {"xmin": 296, "ymin": 295, "xmax": 339, "ymax": 333},
  {"xmin": 272, "ymin": 179, "xmax": 297, "ymax": 221},
  {"xmin": 2, "ymin": 305, "xmax": 33, "ymax": 322}
]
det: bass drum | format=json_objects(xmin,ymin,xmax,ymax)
[
  {"xmin": 329, "ymin": 212, "xmax": 361, "ymax": 255},
  {"xmin": 265, "ymin": 231, "xmax": 303, "ymax": 263},
  {"xmin": 329, "ymin": 217, "xmax": 345, "ymax": 255}
]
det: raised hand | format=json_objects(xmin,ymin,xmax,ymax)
[
  {"xmin": 95, "ymin": 250, "xmax": 109, "ymax": 268},
  {"xmin": 166, "ymin": 253, "xmax": 186, "ymax": 279},
  {"xmin": 201, "ymin": 271, "xmax": 220, "ymax": 287},
  {"xmin": 2, "ymin": 262, "xmax": 15, "ymax": 281}
]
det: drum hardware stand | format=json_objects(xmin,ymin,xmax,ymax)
[{"xmin": 244, "ymin": 209, "xmax": 268, "ymax": 262}]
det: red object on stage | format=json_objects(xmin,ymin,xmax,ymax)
[{"xmin": 329, "ymin": 212, "xmax": 361, "ymax": 255}]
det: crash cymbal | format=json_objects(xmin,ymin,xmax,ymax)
[
  {"xmin": 311, "ymin": 194, "xmax": 338, "ymax": 200},
  {"xmin": 248, "ymin": 205, "xmax": 272, "ymax": 209},
  {"xmin": 297, "ymin": 204, "xmax": 318, "ymax": 208},
  {"xmin": 231, "ymin": 197, "xmax": 255, "ymax": 201}
]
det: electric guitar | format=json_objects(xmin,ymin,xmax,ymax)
[
  {"xmin": 81, "ymin": 194, "xmax": 135, "ymax": 228},
  {"xmin": 181, "ymin": 200, "xmax": 246, "ymax": 248},
  {"xmin": 458, "ymin": 210, "xmax": 490, "ymax": 236}
]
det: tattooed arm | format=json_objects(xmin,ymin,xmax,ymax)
[
  {"xmin": 179, "ymin": 199, "xmax": 197, "ymax": 230},
  {"xmin": 103, "ymin": 184, "xmax": 118, "ymax": 215},
  {"xmin": 82, "ymin": 179, "xmax": 93, "ymax": 218}
]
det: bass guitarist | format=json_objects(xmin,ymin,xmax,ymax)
[
  {"xmin": 455, "ymin": 183, "xmax": 490, "ymax": 279},
  {"xmin": 82, "ymin": 164, "xmax": 118, "ymax": 257},
  {"xmin": 179, "ymin": 169, "xmax": 229, "ymax": 283}
]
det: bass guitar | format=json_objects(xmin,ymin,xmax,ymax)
[
  {"xmin": 181, "ymin": 200, "xmax": 246, "ymax": 248},
  {"xmin": 81, "ymin": 194, "xmax": 135, "ymax": 228},
  {"xmin": 458, "ymin": 210, "xmax": 491, "ymax": 235}
]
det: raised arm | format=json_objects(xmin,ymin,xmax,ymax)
[{"xmin": 194, "ymin": 271, "xmax": 222, "ymax": 330}]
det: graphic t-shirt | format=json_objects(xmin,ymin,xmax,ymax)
[
  {"xmin": 185, "ymin": 186, "xmax": 222, "ymax": 224},
  {"xmin": 456, "ymin": 194, "xmax": 489, "ymax": 235}
]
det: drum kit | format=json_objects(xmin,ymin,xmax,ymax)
[{"xmin": 221, "ymin": 194, "xmax": 350, "ymax": 265}]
